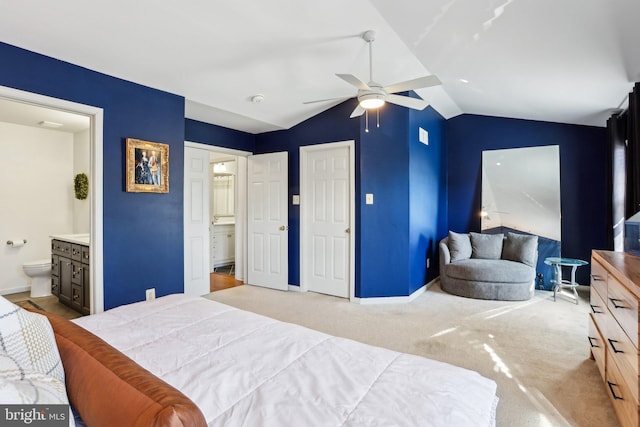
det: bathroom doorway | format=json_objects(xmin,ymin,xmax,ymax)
[
  {"xmin": 0, "ymin": 85, "xmax": 104, "ymax": 313},
  {"xmin": 210, "ymin": 153, "xmax": 237, "ymax": 277},
  {"xmin": 183, "ymin": 141, "xmax": 249, "ymax": 294}
]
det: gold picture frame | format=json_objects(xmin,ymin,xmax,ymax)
[{"xmin": 125, "ymin": 138, "xmax": 169, "ymax": 193}]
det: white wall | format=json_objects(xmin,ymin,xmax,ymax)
[
  {"xmin": 0, "ymin": 122, "xmax": 75, "ymax": 294},
  {"xmin": 73, "ymin": 128, "xmax": 90, "ymax": 233}
]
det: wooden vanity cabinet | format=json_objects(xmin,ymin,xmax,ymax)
[{"xmin": 51, "ymin": 239, "xmax": 90, "ymax": 315}]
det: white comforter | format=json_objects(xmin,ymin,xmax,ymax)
[{"xmin": 73, "ymin": 294, "xmax": 497, "ymax": 426}]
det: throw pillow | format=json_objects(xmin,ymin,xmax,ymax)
[
  {"xmin": 0, "ymin": 353, "xmax": 75, "ymax": 427},
  {"xmin": 0, "ymin": 296, "xmax": 65, "ymax": 382},
  {"xmin": 0, "ymin": 353, "xmax": 68, "ymax": 404},
  {"xmin": 502, "ymin": 232, "xmax": 538, "ymax": 267},
  {"xmin": 470, "ymin": 232, "xmax": 504, "ymax": 259},
  {"xmin": 448, "ymin": 231, "xmax": 472, "ymax": 261}
]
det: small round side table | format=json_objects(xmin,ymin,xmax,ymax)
[{"xmin": 543, "ymin": 257, "xmax": 589, "ymax": 305}]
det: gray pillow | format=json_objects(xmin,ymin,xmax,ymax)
[
  {"xmin": 448, "ymin": 231, "xmax": 472, "ymax": 262},
  {"xmin": 502, "ymin": 232, "xmax": 538, "ymax": 267},
  {"xmin": 470, "ymin": 232, "xmax": 504, "ymax": 259}
]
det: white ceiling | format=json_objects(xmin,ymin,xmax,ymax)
[
  {"xmin": 0, "ymin": 0, "xmax": 637, "ymax": 134},
  {"xmin": 0, "ymin": 98, "xmax": 90, "ymax": 133}
]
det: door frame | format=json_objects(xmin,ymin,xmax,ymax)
[
  {"xmin": 184, "ymin": 141, "xmax": 251, "ymax": 282},
  {"xmin": 0, "ymin": 85, "xmax": 104, "ymax": 313},
  {"xmin": 299, "ymin": 140, "xmax": 355, "ymax": 300}
]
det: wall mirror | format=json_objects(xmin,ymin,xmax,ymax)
[
  {"xmin": 212, "ymin": 160, "xmax": 235, "ymax": 220},
  {"xmin": 481, "ymin": 146, "xmax": 561, "ymax": 289}
]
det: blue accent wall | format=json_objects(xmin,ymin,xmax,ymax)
[
  {"xmin": 446, "ymin": 114, "xmax": 607, "ymax": 284},
  {"xmin": 185, "ymin": 118, "xmax": 255, "ymax": 152},
  {"xmin": 408, "ymin": 108, "xmax": 447, "ymax": 293},
  {"xmin": 0, "ymin": 42, "xmax": 186, "ymax": 309},
  {"xmin": 358, "ymin": 103, "xmax": 410, "ymax": 297}
]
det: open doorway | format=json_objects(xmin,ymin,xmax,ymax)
[
  {"xmin": 210, "ymin": 153, "xmax": 237, "ymax": 276},
  {"xmin": 0, "ymin": 85, "xmax": 104, "ymax": 313},
  {"xmin": 183, "ymin": 141, "xmax": 249, "ymax": 295}
]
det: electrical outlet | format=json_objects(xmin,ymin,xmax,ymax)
[
  {"xmin": 366, "ymin": 193, "xmax": 374, "ymax": 205},
  {"xmin": 145, "ymin": 288, "xmax": 156, "ymax": 301}
]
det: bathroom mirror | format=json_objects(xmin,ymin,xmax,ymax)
[
  {"xmin": 212, "ymin": 160, "xmax": 235, "ymax": 219},
  {"xmin": 481, "ymin": 146, "xmax": 561, "ymax": 289}
]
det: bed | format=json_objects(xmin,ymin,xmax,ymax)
[{"xmin": 72, "ymin": 294, "xmax": 498, "ymax": 426}]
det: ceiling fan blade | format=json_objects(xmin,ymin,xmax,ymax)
[
  {"xmin": 384, "ymin": 75, "xmax": 441, "ymax": 94},
  {"xmin": 303, "ymin": 96, "xmax": 350, "ymax": 105},
  {"xmin": 386, "ymin": 94, "xmax": 429, "ymax": 110},
  {"xmin": 336, "ymin": 74, "xmax": 370, "ymax": 90},
  {"xmin": 350, "ymin": 105, "xmax": 366, "ymax": 118}
]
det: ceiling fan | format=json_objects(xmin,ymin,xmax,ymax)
[{"xmin": 304, "ymin": 30, "xmax": 441, "ymax": 119}]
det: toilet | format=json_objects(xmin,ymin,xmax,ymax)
[{"xmin": 23, "ymin": 259, "xmax": 52, "ymax": 298}]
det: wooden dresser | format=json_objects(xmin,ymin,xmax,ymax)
[{"xmin": 589, "ymin": 250, "xmax": 640, "ymax": 427}]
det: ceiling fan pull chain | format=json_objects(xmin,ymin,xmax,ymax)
[
  {"xmin": 377, "ymin": 109, "xmax": 380, "ymax": 128},
  {"xmin": 365, "ymin": 110, "xmax": 369, "ymax": 133}
]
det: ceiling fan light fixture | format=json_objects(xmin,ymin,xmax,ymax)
[{"xmin": 359, "ymin": 93, "xmax": 385, "ymax": 109}]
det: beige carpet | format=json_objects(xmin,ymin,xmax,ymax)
[{"xmin": 207, "ymin": 282, "xmax": 619, "ymax": 427}]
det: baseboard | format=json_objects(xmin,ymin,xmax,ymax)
[
  {"xmin": 0, "ymin": 285, "xmax": 30, "ymax": 296},
  {"xmin": 351, "ymin": 278, "xmax": 437, "ymax": 305},
  {"xmin": 288, "ymin": 284, "xmax": 302, "ymax": 292}
]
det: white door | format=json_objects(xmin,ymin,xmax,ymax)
[
  {"xmin": 301, "ymin": 142, "xmax": 353, "ymax": 298},
  {"xmin": 247, "ymin": 152, "xmax": 288, "ymax": 290},
  {"xmin": 183, "ymin": 147, "xmax": 210, "ymax": 296}
]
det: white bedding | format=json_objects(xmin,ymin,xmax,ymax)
[{"xmin": 73, "ymin": 294, "xmax": 497, "ymax": 426}]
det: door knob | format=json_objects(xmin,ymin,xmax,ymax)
[
  {"xmin": 279, "ymin": 225, "xmax": 287, "ymax": 231},
  {"xmin": 345, "ymin": 227, "xmax": 351, "ymax": 234}
]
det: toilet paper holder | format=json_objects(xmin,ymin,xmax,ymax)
[{"xmin": 7, "ymin": 239, "xmax": 27, "ymax": 246}]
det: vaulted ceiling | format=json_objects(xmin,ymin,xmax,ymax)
[{"xmin": 0, "ymin": 0, "xmax": 637, "ymax": 134}]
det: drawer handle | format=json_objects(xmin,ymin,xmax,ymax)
[
  {"xmin": 607, "ymin": 381, "xmax": 624, "ymax": 400},
  {"xmin": 609, "ymin": 298, "xmax": 626, "ymax": 309},
  {"xmin": 608, "ymin": 339, "xmax": 624, "ymax": 354},
  {"xmin": 587, "ymin": 336, "xmax": 599, "ymax": 348},
  {"xmin": 589, "ymin": 304, "xmax": 603, "ymax": 314},
  {"xmin": 65, "ymin": 262, "xmax": 71, "ymax": 266},
  {"xmin": 73, "ymin": 294, "xmax": 80, "ymax": 301},
  {"xmin": 591, "ymin": 274, "xmax": 604, "ymax": 282}
]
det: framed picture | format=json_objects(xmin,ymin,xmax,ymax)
[{"xmin": 125, "ymin": 138, "xmax": 169, "ymax": 193}]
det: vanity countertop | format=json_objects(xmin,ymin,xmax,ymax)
[
  {"xmin": 213, "ymin": 220, "xmax": 235, "ymax": 226},
  {"xmin": 50, "ymin": 234, "xmax": 90, "ymax": 245}
]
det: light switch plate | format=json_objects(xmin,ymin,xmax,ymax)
[
  {"xmin": 366, "ymin": 193, "xmax": 374, "ymax": 205},
  {"xmin": 292, "ymin": 195, "xmax": 300, "ymax": 205}
]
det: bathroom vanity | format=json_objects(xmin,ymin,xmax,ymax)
[{"xmin": 51, "ymin": 234, "xmax": 90, "ymax": 315}]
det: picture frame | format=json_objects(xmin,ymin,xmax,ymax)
[{"xmin": 125, "ymin": 138, "xmax": 169, "ymax": 193}]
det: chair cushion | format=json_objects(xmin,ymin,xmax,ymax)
[
  {"xmin": 470, "ymin": 232, "xmax": 504, "ymax": 259},
  {"xmin": 446, "ymin": 259, "xmax": 535, "ymax": 283},
  {"xmin": 448, "ymin": 231, "xmax": 472, "ymax": 261},
  {"xmin": 502, "ymin": 232, "xmax": 538, "ymax": 267}
]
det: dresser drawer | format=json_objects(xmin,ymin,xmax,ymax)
[
  {"xmin": 606, "ymin": 312, "xmax": 639, "ymax": 403},
  {"xmin": 588, "ymin": 314, "xmax": 606, "ymax": 381},
  {"xmin": 607, "ymin": 349, "xmax": 639, "ymax": 427},
  {"xmin": 590, "ymin": 285, "xmax": 608, "ymax": 334},
  {"xmin": 608, "ymin": 274, "xmax": 639, "ymax": 349},
  {"xmin": 591, "ymin": 258, "xmax": 608, "ymax": 300}
]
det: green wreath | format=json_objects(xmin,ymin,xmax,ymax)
[{"xmin": 74, "ymin": 173, "xmax": 89, "ymax": 200}]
